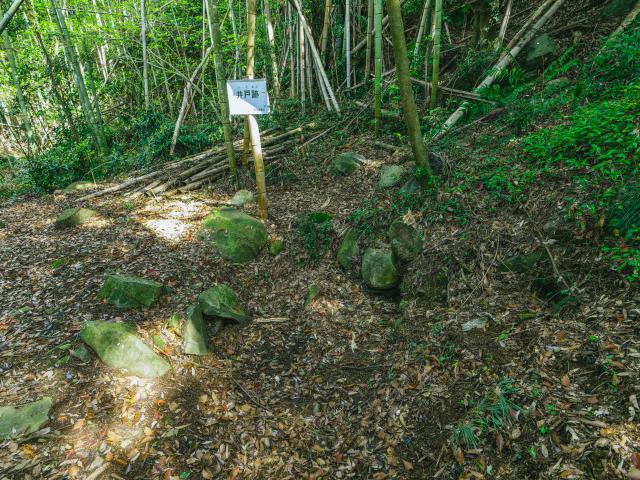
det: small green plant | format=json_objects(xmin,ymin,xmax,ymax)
[
  {"xmin": 123, "ymin": 199, "xmax": 136, "ymax": 212},
  {"xmin": 48, "ymin": 258, "xmax": 67, "ymax": 269},
  {"xmin": 295, "ymin": 211, "xmax": 335, "ymax": 261},
  {"xmin": 452, "ymin": 422, "xmax": 479, "ymax": 449}
]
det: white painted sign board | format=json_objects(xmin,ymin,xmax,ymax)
[{"xmin": 227, "ymin": 79, "xmax": 270, "ymax": 116}]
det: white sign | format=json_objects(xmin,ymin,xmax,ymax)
[{"xmin": 227, "ymin": 79, "xmax": 270, "ymax": 115}]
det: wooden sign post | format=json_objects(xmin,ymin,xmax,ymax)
[{"xmin": 227, "ymin": 79, "xmax": 270, "ymax": 220}]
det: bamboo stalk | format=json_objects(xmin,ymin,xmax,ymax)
[{"xmin": 248, "ymin": 115, "xmax": 268, "ymax": 219}]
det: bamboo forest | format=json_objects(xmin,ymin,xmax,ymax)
[{"xmin": 1, "ymin": 0, "xmax": 640, "ymax": 478}]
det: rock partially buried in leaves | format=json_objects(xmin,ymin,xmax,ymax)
[
  {"xmin": 498, "ymin": 251, "xmax": 544, "ymax": 273},
  {"xmin": 183, "ymin": 305, "xmax": 208, "ymax": 356},
  {"xmin": 389, "ymin": 220, "xmax": 422, "ymax": 262},
  {"xmin": 64, "ymin": 180, "xmax": 94, "ymax": 193},
  {"xmin": 269, "ymin": 239, "xmax": 284, "ymax": 256},
  {"xmin": 55, "ymin": 207, "xmax": 96, "ymax": 228},
  {"xmin": 361, "ymin": 248, "xmax": 399, "ymax": 290},
  {"xmin": 0, "ymin": 398, "xmax": 52, "ymax": 440},
  {"xmin": 337, "ymin": 229, "xmax": 360, "ymax": 269},
  {"xmin": 80, "ymin": 321, "xmax": 170, "ymax": 378},
  {"xmin": 523, "ymin": 34, "xmax": 556, "ymax": 69},
  {"xmin": 98, "ymin": 274, "xmax": 167, "ymax": 309},
  {"xmin": 200, "ymin": 207, "xmax": 268, "ymax": 263},
  {"xmin": 229, "ymin": 189, "xmax": 255, "ymax": 207},
  {"xmin": 603, "ymin": 0, "xmax": 636, "ymax": 17},
  {"xmin": 378, "ymin": 165, "xmax": 406, "ymax": 188},
  {"xmin": 304, "ymin": 285, "xmax": 321, "ymax": 308},
  {"xmin": 198, "ymin": 285, "xmax": 249, "ymax": 323},
  {"xmin": 331, "ymin": 152, "xmax": 365, "ymax": 176}
]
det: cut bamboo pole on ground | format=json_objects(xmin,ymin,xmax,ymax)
[
  {"xmin": 433, "ymin": 0, "xmax": 567, "ymax": 142},
  {"xmin": 248, "ymin": 115, "xmax": 268, "ymax": 219}
]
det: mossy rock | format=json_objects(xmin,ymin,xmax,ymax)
[
  {"xmin": 603, "ymin": 0, "xmax": 636, "ymax": 17},
  {"xmin": 523, "ymin": 34, "xmax": 557, "ymax": 69},
  {"xmin": 198, "ymin": 284, "xmax": 249, "ymax": 323},
  {"xmin": 498, "ymin": 251, "xmax": 545, "ymax": 273},
  {"xmin": 64, "ymin": 181, "xmax": 94, "ymax": 193},
  {"xmin": 304, "ymin": 285, "xmax": 321, "ymax": 308},
  {"xmin": 55, "ymin": 208, "xmax": 96, "ymax": 229},
  {"xmin": 331, "ymin": 152, "xmax": 365, "ymax": 176},
  {"xmin": 337, "ymin": 229, "xmax": 360, "ymax": 269},
  {"xmin": 378, "ymin": 165, "xmax": 406, "ymax": 188},
  {"xmin": 389, "ymin": 220, "xmax": 422, "ymax": 262},
  {"xmin": 361, "ymin": 248, "xmax": 400, "ymax": 290},
  {"xmin": 98, "ymin": 274, "xmax": 167, "ymax": 309},
  {"xmin": 269, "ymin": 239, "xmax": 284, "ymax": 256},
  {"xmin": 200, "ymin": 207, "xmax": 268, "ymax": 264},
  {"xmin": 80, "ymin": 321, "xmax": 170, "ymax": 378},
  {"xmin": 229, "ymin": 189, "xmax": 255, "ymax": 207},
  {"xmin": 183, "ymin": 305, "xmax": 208, "ymax": 356},
  {"xmin": 0, "ymin": 398, "xmax": 52, "ymax": 440}
]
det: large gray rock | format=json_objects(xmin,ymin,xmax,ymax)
[
  {"xmin": 603, "ymin": 0, "xmax": 636, "ymax": 17},
  {"xmin": 523, "ymin": 34, "xmax": 557, "ymax": 69},
  {"xmin": 63, "ymin": 181, "xmax": 94, "ymax": 193},
  {"xmin": 229, "ymin": 189, "xmax": 255, "ymax": 207},
  {"xmin": 198, "ymin": 285, "xmax": 249, "ymax": 323},
  {"xmin": 331, "ymin": 152, "xmax": 365, "ymax": 176},
  {"xmin": 378, "ymin": 165, "xmax": 406, "ymax": 188},
  {"xmin": 80, "ymin": 321, "xmax": 170, "ymax": 378},
  {"xmin": 98, "ymin": 274, "xmax": 167, "ymax": 309},
  {"xmin": 0, "ymin": 398, "xmax": 52, "ymax": 440},
  {"xmin": 183, "ymin": 305, "xmax": 208, "ymax": 356},
  {"xmin": 389, "ymin": 220, "xmax": 422, "ymax": 262},
  {"xmin": 337, "ymin": 229, "xmax": 360, "ymax": 269},
  {"xmin": 55, "ymin": 208, "xmax": 96, "ymax": 228},
  {"xmin": 361, "ymin": 248, "xmax": 400, "ymax": 290},
  {"xmin": 498, "ymin": 251, "xmax": 545, "ymax": 273},
  {"xmin": 200, "ymin": 207, "xmax": 268, "ymax": 264}
]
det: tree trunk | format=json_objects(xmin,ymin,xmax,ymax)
[
  {"xmin": 141, "ymin": 0, "xmax": 149, "ymax": 110},
  {"xmin": 241, "ymin": 0, "xmax": 257, "ymax": 169},
  {"xmin": 429, "ymin": 0, "xmax": 442, "ymax": 109},
  {"xmin": 385, "ymin": 0, "xmax": 430, "ymax": 174},
  {"xmin": 374, "ymin": 0, "xmax": 383, "ymax": 134},
  {"xmin": 320, "ymin": 0, "xmax": 333, "ymax": 62},
  {"xmin": 345, "ymin": 0, "xmax": 351, "ymax": 88},
  {"xmin": 0, "ymin": 0, "xmax": 26, "ymax": 36},
  {"xmin": 263, "ymin": 0, "xmax": 281, "ymax": 102},
  {"xmin": 364, "ymin": 0, "xmax": 374, "ymax": 82},
  {"xmin": 413, "ymin": 0, "xmax": 432, "ymax": 60},
  {"xmin": 2, "ymin": 30, "xmax": 35, "ymax": 152},
  {"xmin": 52, "ymin": 0, "xmax": 107, "ymax": 154},
  {"xmin": 205, "ymin": 0, "xmax": 237, "ymax": 179}
]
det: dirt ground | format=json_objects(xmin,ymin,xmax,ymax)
[{"xmin": 1, "ymin": 127, "xmax": 639, "ymax": 480}]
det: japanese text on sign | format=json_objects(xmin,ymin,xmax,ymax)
[{"xmin": 227, "ymin": 79, "xmax": 270, "ymax": 115}]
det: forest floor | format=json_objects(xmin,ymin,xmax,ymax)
[{"xmin": 1, "ymin": 119, "xmax": 639, "ymax": 480}]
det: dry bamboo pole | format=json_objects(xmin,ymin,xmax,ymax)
[
  {"xmin": 320, "ymin": 0, "xmax": 333, "ymax": 61},
  {"xmin": 504, "ymin": 0, "xmax": 554, "ymax": 52},
  {"xmin": 429, "ymin": 0, "xmax": 442, "ymax": 109},
  {"xmin": 352, "ymin": 0, "xmax": 405, "ymax": 55},
  {"xmin": 242, "ymin": 0, "xmax": 257, "ymax": 170},
  {"xmin": 374, "ymin": 0, "xmax": 383, "ymax": 134},
  {"xmin": 364, "ymin": 0, "xmax": 374, "ymax": 82},
  {"xmin": 497, "ymin": 0, "xmax": 513, "ymax": 48},
  {"xmin": 433, "ymin": 0, "xmax": 567, "ymax": 142},
  {"xmin": 263, "ymin": 0, "xmax": 280, "ymax": 102},
  {"xmin": 413, "ymin": 0, "xmax": 431, "ymax": 60},
  {"xmin": 248, "ymin": 116, "xmax": 268, "ymax": 219},
  {"xmin": 289, "ymin": 0, "xmax": 340, "ymax": 113}
]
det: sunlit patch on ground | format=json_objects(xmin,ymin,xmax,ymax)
[{"xmin": 143, "ymin": 219, "xmax": 191, "ymax": 243}]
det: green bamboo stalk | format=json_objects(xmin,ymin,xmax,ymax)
[
  {"xmin": 374, "ymin": 0, "xmax": 383, "ymax": 134},
  {"xmin": 430, "ymin": 0, "xmax": 442, "ymax": 109}
]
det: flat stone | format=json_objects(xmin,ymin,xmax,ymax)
[
  {"xmin": 389, "ymin": 220, "xmax": 422, "ymax": 262},
  {"xmin": 98, "ymin": 274, "xmax": 167, "ymax": 309},
  {"xmin": 55, "ymin": 208, "xmax": 96, "ymax": 228},
  {"xmin": 183, "ymin": 305, "xmax": 208, "ymax": 356},
  {"xmin": 337, "ymin": 229, "xmax": 360, "ymax": 269},
  {"xmin": 331, "ymin": 152, "xmax": 365, "ymax": 176},
  {"xmin": 462, "ymin": 319, "xmax": 488, "ymax": 332},
  {"xmin": 198, "ymin": 284, "xmax": 249, "ymax": 323},
  {"xmin": 80, "ymin": 321, "xmax": 170, "ymax": 378},
  {"xmin": 0, "ymin": 398, "xmax": 52, "ymax": 440},
  {"xmin": 200, "ymin": 207, "xmax": 268, "ymax": 264},
  {"xmin": 64, "ymin": 181, "xmax": 94, "ymax": 192}
]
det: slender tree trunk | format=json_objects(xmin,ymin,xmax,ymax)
[
  {"xmin": 52, "ymin": 0, "xmax": 106, "ymax": 154},
  {"xmin": 205, "ymin": 0, "xmax": 237, "ymax": 179},
  {"xmin": 228, "ymin": 0, "xmax": 240, "ymax": 78},
  {"xmin": 497, "ymin": 0, "xmax": 513, "ymax": 48},
  {"xmin": 299, "ymin": 15, "xmax": 306, "ymax": 109},
  {"xmin": 91, "ymin": 0, "xmax": 108, "ymax": 79},
  {"xmin": 364, "ymin": 0, "xmax": 374, "ymax": 82},
  {"xmin": 374, "ymin": 0, "xmax": 383, "ymax": 134},
  {"xmin": 263, "ymin": 0, "xmax": 281, "ymax": 102},
  {"xmin": 385, "ymin": 0, "xmax": 430, "ymax": 174},
  {"xmin": 430, "ymin": 0, "xmax": 442, "ymax": 109},
  {"xmin": 242, "ymin": 0, "xmax": 257, "ymax": 169},
  {"xmin": 413, "ymin": 0, "xmax": 432, "ymax": 60},
  {"xmin": 2, "ymin": 30, "xmax": 35, "ymax": 152},
  {"xmin": 320, "ymin": 0, "xmax": 333, "ymax": 62},
  {"xmin": 288, "ymin": 4, "xmax": 296, "ymax": 97},
  {"xmin": 345, "ymin": 0, "xmax": 351, "ymax": 88},
  {"xmin": 0, "ymin": 0, "xmax": 26, "ymax": 36},
  {"xmin": 141, "ymin": 0, "xmax": 149, "ymax": 110}
]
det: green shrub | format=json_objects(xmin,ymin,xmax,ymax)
[{"xmin": 296, "ymin": 212, "xmax": 335, "ymax": 261}]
